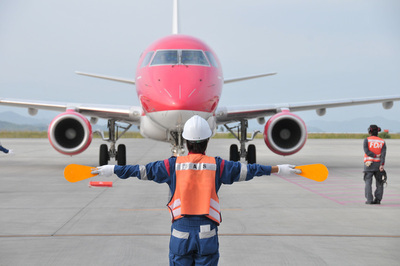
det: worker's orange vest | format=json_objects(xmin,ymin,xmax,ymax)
[
  {"xmin": 167, "ymin": 154, "xmax": 221, "ymax": 224},
  {"xmin": 364, "ymin": 136, "xmax": 384, "ymax": 163}
]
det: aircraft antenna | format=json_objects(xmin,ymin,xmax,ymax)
[{"xmin": 172, "ymin": 0, "xmax": 179, "ymax": 34}]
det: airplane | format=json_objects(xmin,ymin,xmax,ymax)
[{"xmin": 1, "ymin": 0, "xmax": 400, "ymax": 166}]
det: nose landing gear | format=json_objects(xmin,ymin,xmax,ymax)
[
  {"xmin": 96, "ymin": 120, "xmax": 131, "ymax": 165},
  {"xmin": 224, "ymin": 119, "xmax": 260, "ymax": 164}
]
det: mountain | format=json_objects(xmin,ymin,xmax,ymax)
[
  {"xmin": 0, "ymin": 121, "xmax": 48, "ymax": 131},
  {"xmin": 0, "ymin": 111, "xmax": 49, "ymax": 131},
  {"xmin": 305, "ymin": 117, "xmax": 400, "ymax": 133},
  {"xmin": 1, "ymin": 111, "xmax": 399, "ymax": 133},
  {"xmin": 245, "ymin": 116, "xmax": 400, "ymax": 133},
  {"xmin": 0, "ymin": 111, "xmax": 125, "ymax": 132},
  {"xmin": 0, "ymin": 111, "xmax": 51, "ymax": 126}
]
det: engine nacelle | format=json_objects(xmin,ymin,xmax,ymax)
[
  {"xmin": 48, "ymin": 111, "xmax": 93, "ymax": 155},
  {"xmin": 264, "ymin": 111, "xmax": 307, "ymax": 156}
]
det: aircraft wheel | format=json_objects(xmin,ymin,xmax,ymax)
[
  {"xmin": 229, "ymin": 144, "xmax": 240, "ymax": 161},
  {"xmin": 99, "ymin": 144, "xmax": 109, "ymax": 166},
  {"xmin": 246, "ymin": 144, "xmax": 256, "ymax": 164},
  {"xmin": 117, "ymin": 144, "xmax": 126, "ymax": 166}
]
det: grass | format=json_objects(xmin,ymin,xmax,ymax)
[
  {"xmin": 0, "ymin": 131, "xmax": 144, "ymax": 139},
  {"xmin": 214, "ymin": 132, "xmax": 400, "ymax": 139},
  {"xmin": 308, "ymin": 132, "xmax": 400, "ymax": 139},
  {"xmin": 1, "ymin": 131, "xmax": 399, "ymax": 139},
  {"xmin": 0, "ymin": 131, "xmax": 49, "ymax": 138}
]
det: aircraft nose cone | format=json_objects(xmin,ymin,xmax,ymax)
[
  {"xmin": 140, "ymin": 83, "xmax": 218, "ymax": 113},
  {"xmin": 138, "ymin": 65, "xmax": 221, "ymax": 113},
  {"xmin": 160, "ymin": 83, "xmax": 216, "ymax": 111}
]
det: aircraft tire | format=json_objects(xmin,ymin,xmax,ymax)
[
  {"xmin": 229, "ymin": 144, "xmax": 240, "ymax": 161},
  {"xmin": 246, "ymin": 144, "xmax": 256, "ymax": 164},
  {"xmin": 117, "ymin": 144, "xmax": 126, "ymax": 166},
  {"xmin": 100, "ymin": 144, "xmax": 109, "ymax": 166}
]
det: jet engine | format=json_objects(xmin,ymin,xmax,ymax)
[
  {"xmin": 48, "ymin": 111, "xmax": 93, "ymax": 155},
  {"xmin": 263, "ymin": 111, "xmax": 307, "ymax": 156}
]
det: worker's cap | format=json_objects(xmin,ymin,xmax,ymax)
[
  {"xmin": 368, "ymin": 124, "xmax": 381, "ymax": 133},
  {"xmin": 182, "ymin": 115, "xmax": 212, "ymax": 141}
]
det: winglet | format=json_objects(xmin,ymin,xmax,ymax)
[{"xmin": 172, "ymin": 0, "xmax": 179, "ymax": 34}]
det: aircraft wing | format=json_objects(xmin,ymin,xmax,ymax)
[
  {"xmin": 0, "ymin": 98, "xmax": 142, "ymax": 124},
  {"xmin": 215, "ymin": 95, "xmax": 400, "ymax": 124},
  {"xmin": 75, "ymin": 71, "xmax": 136, "ymax": 85}
]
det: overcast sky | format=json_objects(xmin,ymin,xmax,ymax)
[{"xmin": 1, "ymin": 0, "xmax": 399, "ymax": 130}]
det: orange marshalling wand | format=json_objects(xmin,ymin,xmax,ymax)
[
  {"xmin": 64, "ymin": 164, "xmax": 98, "ymax": 183},
  {"xmin": 64, "ymin": 163, "xmax": 328, "ymax": 183},
  {"xmin": 295, "ymin": 164, "xmax": 328, "ymax": 182}
]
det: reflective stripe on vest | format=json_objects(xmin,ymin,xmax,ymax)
[
  {"xmin": 168, "ymin": 154, "xmax": 221, "ymax": 224},
  {"xmin": 364, "ymin": 136, "xmax": 384, "ymax": 163}
]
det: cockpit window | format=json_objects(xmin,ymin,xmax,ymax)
[
  {"xmin": 150, "ymin": 50, "xmax": 210, "ymax": 66},
  {"xmin": 205, "ymin": 51, "xmax": 218, "ymax": 68},
  {"xmin": 140, "ymin": 51, "xmax": 154, "ymax": 68},
  {"xmin": 181, "ymin": 50, "xmax": 208, "ymax": 65},
  {"xmin": 150, "ymin": 50, "xmax": 179, "ymax": 65}
]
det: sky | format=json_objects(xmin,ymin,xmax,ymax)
[{"xmin": 0, "ymin": 0, "xmax": 399, "ymax": 131}]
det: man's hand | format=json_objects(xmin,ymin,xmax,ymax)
[
  {"xmin": 91, "ymin": 165, "xmax": 115, "ymax": 177},
  {"xmin": 277, "ymin": 164, "xmax": 301, "ymax": 175}
]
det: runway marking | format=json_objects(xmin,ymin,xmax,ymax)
[
  {"xmin": 1, "ymin": 233, "xmax": 399, "ymax": 238},
  {"xmin": 119, "ymin": 208, "xmax": 243, "ymax": 211},
  {"xmin": 119, "ymin": 209, "xmax": 166, "ymax": 211}
]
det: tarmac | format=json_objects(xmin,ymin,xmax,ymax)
[{"xmin": 0, "ymin": 138, "xmax": 399, "ymax": 266}]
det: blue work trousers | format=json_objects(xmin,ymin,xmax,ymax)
[{"xmin": 169, "ymin": 216, "xmax": 219, "ymax": 266}]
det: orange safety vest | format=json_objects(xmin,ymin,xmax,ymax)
[
  {"xmin": 167, "ymin": 154, "xmax": 221, "ymax": 224},
  {"xmin": 364, "ymin": 136, "xmax": 384, "ymax": 163}
]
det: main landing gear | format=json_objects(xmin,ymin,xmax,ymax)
[
  {"xmin": 224, "ymin": 119, "xmax": 260, "ymax": 164},
  {"xmin": 95, "ymin": 120, "xmax": 131, "ymax": 166}
]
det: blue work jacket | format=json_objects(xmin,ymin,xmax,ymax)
[{"xmin": 114, "ymin": 156, "xmax": 272, "ymax": 194}]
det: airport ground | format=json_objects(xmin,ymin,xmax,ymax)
[{"xmin": 0, "ymin": 138, "xmax": 399, "ymax": 265}]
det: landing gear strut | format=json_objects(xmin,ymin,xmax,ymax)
[
  {"xmin": 224, "ymin": 119, "xmax": 260, "ymax": 164},
  {"xmin": 96, "ymin": 120, "xmax": 131, "ymax": 165},
  {"xmin": 170, "ymin": 131, "xmax": 185, "ymax": 156}
]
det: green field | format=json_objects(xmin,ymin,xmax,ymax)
[{"xmin": 1, "ymin": 131, "xmax": 399, "ymax": 139}]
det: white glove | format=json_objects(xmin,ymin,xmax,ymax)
[
  {"xmin": 91, "ymin": 165, "xmax": 115, "ymax": 177},
  {"xmin": 7, "ymin": 150, "xmax": 14, "ymax": 156},
  {"xmin": 277, "ymin": 164, "xmax": 301, "ymax": 175}
]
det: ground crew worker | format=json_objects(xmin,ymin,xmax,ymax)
[
  {"xmin": 363, "ymin": 124, "xmax": 386, "ymax": 204},
  {"xmin": 92, "ymin": 115, "xmax": 301, "ymax": 265}
]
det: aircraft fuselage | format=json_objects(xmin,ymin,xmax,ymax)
[{"xmin": 135, "ymin": 35, "xmax": 223, "ymax": 133}]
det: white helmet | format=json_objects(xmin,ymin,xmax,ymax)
[{"xmin": 182, "ymin": 115, "xmax": 212, "ymax": 141}]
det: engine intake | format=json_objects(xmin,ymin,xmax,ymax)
[
  {"xmin": 264, "ymin": 111, "xmax": 307, "ymax": 156},
  {"xmin": 48, "ymin": 111, "xmax": 93, "ymax": 155}
]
